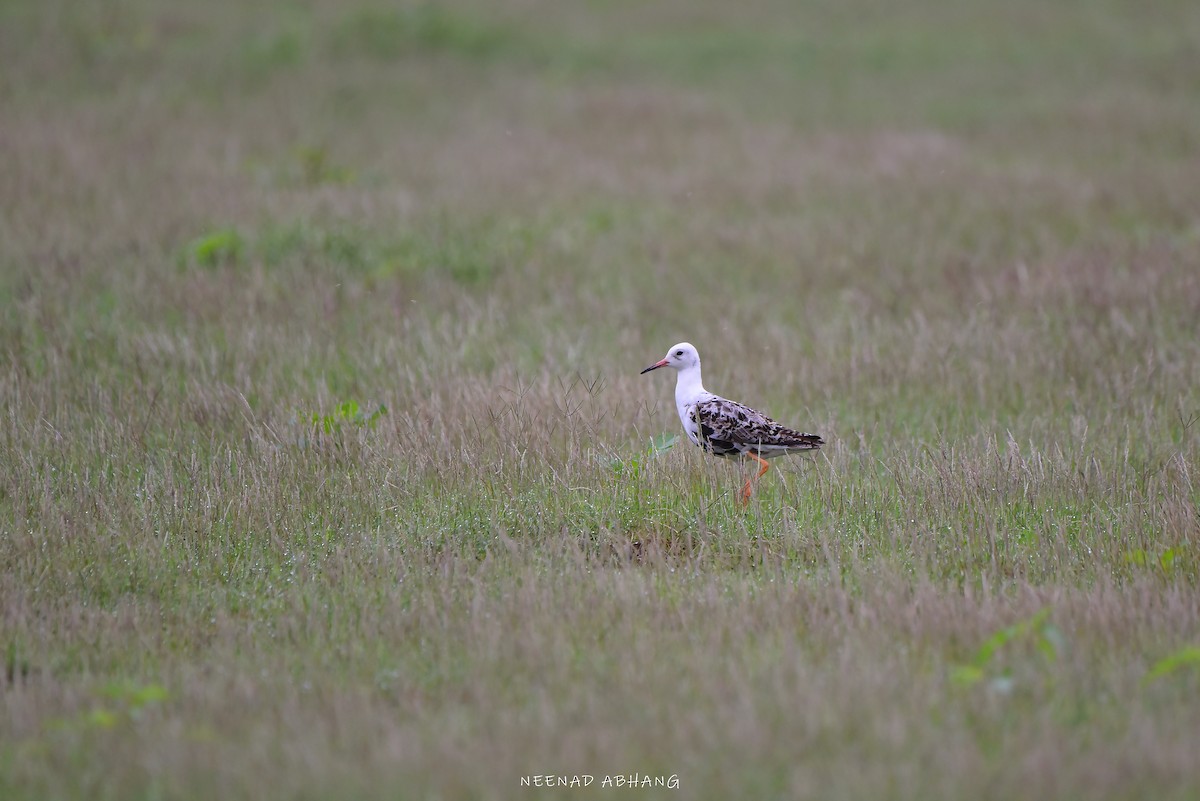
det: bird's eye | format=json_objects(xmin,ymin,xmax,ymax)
[{"xmin": 675, "ymin": 350, "xmax": 683, "ymax": 356}]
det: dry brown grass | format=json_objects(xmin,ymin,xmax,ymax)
[{"xmin": 2, "ymin": 0, "xmax": 1199, "ymax": 798}]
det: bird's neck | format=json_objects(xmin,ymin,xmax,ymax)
[{"xmin": 674, "ymin": 365, "xmax": 707, "ymax": 406}]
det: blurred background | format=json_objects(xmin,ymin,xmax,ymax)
[{"xmin": 3, "ymin": 2, "xmax": 1199, "ymax": 799}]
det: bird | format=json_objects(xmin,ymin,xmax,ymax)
[{"xmin": 641, "ymin": 342, "xmax": 823, "ymax": 503}]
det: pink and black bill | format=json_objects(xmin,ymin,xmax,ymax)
[{"xmin": 640, "ymin": 358, "xmax": 669, "ymax": 374}]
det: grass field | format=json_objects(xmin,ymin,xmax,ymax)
[{"xmin": 3, "ymin": 0, "xmax": 1199, "ymax": 798}]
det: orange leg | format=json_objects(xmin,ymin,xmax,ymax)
[{"xmin": 739, "ymin": 452, "xmax": 771, "ymax": 504}]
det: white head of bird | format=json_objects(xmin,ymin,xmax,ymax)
[
  {"xmin": 640, "ymin": 342, "xmax": 701, "ymax": 375},
  {"xmin": 640, "ymin": 341, "xmax": 710, "ymax": 409}
]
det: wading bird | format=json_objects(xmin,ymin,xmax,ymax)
[{"xmin": 641, "ymin": 342, "xmax": 823, "ymax": 503}]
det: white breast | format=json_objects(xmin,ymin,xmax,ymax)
[
  {"xmin": 677, "ymin": 401, "xmax": 701, "ymax": 447},
  {"xmin": 671, "ymin": 362, "xmax": 711, "ymax": 449}
]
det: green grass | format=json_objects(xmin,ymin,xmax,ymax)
[{"xmin": 2, "ymin": 0, "xmax": 1200, "ymax": 799}]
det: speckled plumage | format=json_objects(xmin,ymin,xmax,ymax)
[
  {"xmin": 641, "ymin": 341, "xmax": 823, "ymax": 501},
  {"xmin": 689, "ymin": 397, "xmax": 824, "ymax": 458}
]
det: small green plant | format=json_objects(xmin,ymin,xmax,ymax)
[
  {"xmin": 609, "ymin": 434, "xmax": 678, "ymax": 478},
  {"xmin": 651, "ymin": 433, "xmax": 680, "ymax": 452},
  {"xmin": 1124, "ymin": 547, "xmax": 1185, "ymax": 574},
  {"xmin": 310, "ymin": 400, "xmax": 388, "ymax": 434},
  {"xmin": 1143, "ymin": 646, "xmax": 1200, "ymax": 686},
  {"xmin": 51, "ymin": 681, "xmax": 169, "ymax": 731},
  {"xmin": 292, "ymin": 144, "xmax": 356, "ymax": 186},
  {"xmin": 180, "ymin": 228, "xmax": 244, "ymax": 269},
  {"xmin": 5, "ymin": 641, "xmax": 31, "ymax": 684},
  {"xmin": 950, "ymin": 608, "xmax": 1063, "ymax": 692}
]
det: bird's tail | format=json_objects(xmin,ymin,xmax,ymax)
[{"xmin": 787, "ymin": 432, "xmax": 824, "ymax": 449}]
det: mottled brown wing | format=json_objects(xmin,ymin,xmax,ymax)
[{"xmin": 695, "ymin": 397, "xmax": 823, "ymax": 453}]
